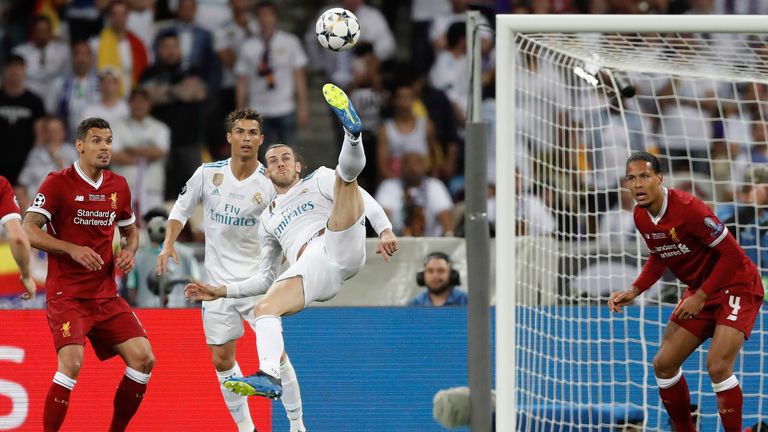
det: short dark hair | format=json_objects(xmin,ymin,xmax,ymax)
[
  {"xmin": 626, "ymin": 151, "xmax": 661, "ymax": 173},
  {"xmin": 446, "ymin": 22, "xmax": 466, "ymax": 49},
  {"xmin": 31, "ymin": 15, "xmax": 52, "ymax": 29},
  {"xmin": 77, "ymin": 118, "xmax": 111, "ymax": 141},
  {"xmin": 107, "ymin": 0, "xmax": 127, "ymax": 14},
  {"xmin": 5, "ymin": 54, "xmax": 25, "ymax": 67},
  {"xmin": 226, "ymin": 108, "xmax": 263, "ymax": 132},
  {"xmin": 129, "ymin": 86, "xmax": 151, "ymax": 100},
  {"xmin": 255, "ymin": 0, "xmax": 277, "ymax": 13}
]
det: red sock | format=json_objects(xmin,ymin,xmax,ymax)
[
  {"xmin": 109, "ymin": 372, "xmax": 149, "ymax": 432},
  {"xmin": 714, "ymin": 377, "xmax": 742, "ymax": 432},
  {"xmin": 658, "ymin": 372, "xmax": 696, "ymax": 432},
  {"xmin": 43, "ymin": 375, "xmax": 74, "ymax": 432}
]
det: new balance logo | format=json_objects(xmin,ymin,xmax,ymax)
[{"xmin": 75, "ymin": 195, "xmax": 84, "ymax": 202}]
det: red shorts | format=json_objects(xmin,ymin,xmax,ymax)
[
  {"xmin": 46, "ymin": 296, "xmax": 148, "ymax": 360},
  {"xmin": 670, "ymin": 277, "xmax": 763, "ymax": 341}
]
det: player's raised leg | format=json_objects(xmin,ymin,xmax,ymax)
[
  {"xmin": 280, "ymin": 353, "xmax": 306, "ymax": 432},
  {"xmin": 43, "ymin": 345, "xmax": 83, "ymax": 432},
  {"xmin": 653, "ymin": 322, "xmax": 702, "ymax": 432},
  {"xmin": 707, "ymin": 325, "xmax": 746, "ymax": 432},
  {"xmin": 323, "ymin": 83, "xmax": 365, "ymax": 231},
  {"xmin": 211, "ymin": 342, "xmax": 256, "ymax": 432},
  {"xmin": 109, "ymin": 336, "xmax": 155, "ymax": 432}
]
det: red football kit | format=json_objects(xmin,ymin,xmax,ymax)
[
  {"xmin": 28, "ymin": 162, "xmax": 146, "ymax": 359},
  {"xmin": 633, "ymin": 187, "xmax": 763, "ymax": 340},
  {"xmin": 0, "ymin": 175, "xmax": 21, "ymax": 225}
]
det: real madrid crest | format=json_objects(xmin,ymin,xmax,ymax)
[
  {"xmin": 213, "ymin": 173, "xmax": 223, "ymax": 187},
  {"xmin": 253, "ymin": 192, "xmax": 263, "ymax": 205}
]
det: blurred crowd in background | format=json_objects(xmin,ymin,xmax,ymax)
[{"xmin": 1, "ymin": 0, "xmax": 767, "ymax": 307}]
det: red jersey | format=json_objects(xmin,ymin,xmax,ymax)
[
  {"xmin": 27, "ymin": 163, "xmax": 135, "ymax": 300},
  {"xmin": 0, "ymin": 175, "xmax": 21, "ymax": 225},
  {"xmin": 633, "ymin": 187, "xmax": 761, "ymax": 300}
]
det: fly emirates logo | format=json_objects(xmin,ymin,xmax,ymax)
[{"xmin": 74, "ymin": 209, "xmax": 116, "ymax": 226}]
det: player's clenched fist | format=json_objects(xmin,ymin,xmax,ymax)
[
  {"xmin": 607, "ymin": 286, "xmax": 640, "ymax": 314},
  {"xmin": 185, "ymin": 281, "xmax": 226, "ymax": 302},
  {"xmin": 376, "ymin": 228, "xmax": 398, "ymax": 262}
]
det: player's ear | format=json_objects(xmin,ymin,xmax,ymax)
[
  {"xmin": 75, "ymin": 139, "xmax": 84, "ymax": 154},
  {"xmin": 225, "ymin": 131, "xmax": 232, "ymax": 144}
]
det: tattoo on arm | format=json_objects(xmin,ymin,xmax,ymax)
[{"xmin": 22, "ymin": 212, "xmax": 48, "ymax": 229}]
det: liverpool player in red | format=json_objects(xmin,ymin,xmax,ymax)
[
  {"xmin": 608, "ymin": 152, "xmax": 763, "ymax": 432},
  {"xmin": 22, "ymin": 117, "xmax": 155, "ymax": 432},
  {"xmin": 0, "ymin": 175, "xmax": 36, "ymax": 299}
]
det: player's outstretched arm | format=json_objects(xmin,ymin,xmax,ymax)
[
  {"xmin": 156, "ymin": 218, "xmax": 184, "ymax": 276},
  {"xmin": 185, "ymin": 280, "xmax": 226, "ymax": 302},
  {"xmin": 607, "ymin": 286, "xmax": 640, "ymax": 314},
  {"xmin": 23, "ymin": 211, "xmax": 104, "ymax": 271},
  {"xmin": 4, "ymin": 218, "xmax": 36, "ymax": 300}
]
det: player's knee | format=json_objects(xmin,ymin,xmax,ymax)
[
  {"xmin": 59, "ymin": 358, "xmax": 83, "ymax": 378},
  {"xmin": 211, "ymin": 352, "xmax": 234, "ymax": 371},
  {"xmin": 652, "ymin": 354, "xmax": 677, "ymax": 378},
  {"xmin": 706, "ymin": 357, "xmax": 732, "ymax": 381},
  {"xmin": 253, "ymin": 300, "xmax": 277, "ymax": 317},
  {"xmin": 134, "ymin": 350, "xmax": 156, "ymax": 373}
]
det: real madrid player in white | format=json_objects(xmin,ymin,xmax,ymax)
[
  {"xmin": 185, "ymin": 84, "xmax": 398, "ymax": 401},
  {"xmin": 156, "ymin": 109, "xmax": 307, "ymax": 432}
]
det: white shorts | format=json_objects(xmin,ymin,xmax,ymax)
[
  {"xmin": 201, "ymin": 296, "xmax": 258, "ymax": 345},
  {"xmin": 275, "ymin": 215, "xmax": 367, "ymax": 307}
]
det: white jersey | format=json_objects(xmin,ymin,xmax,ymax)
[
  {"xmin": 261, "ymin": 167, "xmax": 389, "ymax": 265},
  {"xmin": 168, "ymin": 159, "xmax": 276, "ymax": 285},
  {"xmin": 228, "ymin": 166, "xmax": 392, "ymax": 297}
]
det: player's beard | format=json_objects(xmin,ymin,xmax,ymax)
[{"xmin": 427, "ymin": 280, "xmax": 452, "ymax": 296}]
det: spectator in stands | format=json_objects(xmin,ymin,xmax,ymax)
[
  {"xmin": 411, "ymin": 71, "xmax": 462, "ymax": 182},
  {"xmin": 376, "ymin": 152, "xmax": 454, "ymax": 237},
  {"xmin": 430, "ymin": 0, "xmax": 492, "ymax": 54},
  {"xmin": 214, "ymin": 0, "xmax": 259, "ymax": 128},
  {"xmin": 140, "ymin": 31, "xmax": 207, "ymax": 199},
  {"xmin": 90, "ymin": 0, "xmax": 150, "ymax": 97},
  {"xmin": 167, "ymin": 0, "xmax": 233, "ymax": 33},
  {"xmin": 0, "ymin": 55, "xmax": 46, "ymax": 186},
  {"xmin": 377, "ymin": 83, "xmax": 440, "ymax": 180},
  {"xmin": 18, "ymin": 116, "xmax": 78, "ymax": 197},
  {"xmin": 111, "ymin": 87, "xmax": 171, "ymax": 215},
  {"xmin": 305, "ymin": 0, "xmax": 394, "ymax": 89},
  {"xmin": 156, "ymin": 0, "xmax": 219, "ymax": 93},
  {"xmin": 349, "ymin": 42, "xmax": 385, "ymax": 190},
  {"xmin": 127, "ymin": 208, "xmax": 199, "ymax": 308},
  {"xmin": 597, "ymin": 178, "xmax": 637, "ymax": 248},
  {"xmin": 235, "ymin": 0, "xmax": 308, "ymax": 159},
  {"xmin": 409, "ymin": 252, "xmax": 467, "ymax": 306},
  {"xmin": 126, "ymin": 0, "xmax": 157, "ymax": 49},
  {"xmin": 66, "ymin": 0, "xmax": 108, "ymax": 43},
  {"xmin": 723, "ymin": 167, "xmax": 768, "ymax": 283},
  {"xmin": 11, "ymin": 16, "xmax": 71, "ymax": 101},
  {"xmin": 430, "ymin": 22, "xmax": 469, "ymax": 124},
  {"xmin": 516, "ymin": 168, "xmax": 555, "ymax": 237},
  {"xmin": 48, "ymin": 41, "xmax": 101, "ymax": 139},
  {"xmin": 81, "ymin": 67, "xmax": 129, "ymax": 126},
  {"xmin": 410, "ymin": 0, "xmax": 450, "ymax": 73}
]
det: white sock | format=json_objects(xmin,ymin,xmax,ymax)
[
  {"xmin": 655, "ymin": 368, "xmax": 682, "ymax": 389},
  {"xmin": 124, "ymin": 366, "xmax": 151, "ymax": 384},
  {"xmin": 216, "ymin": 362, "xmax": 254, "ymax": 432},
  {"xmin": 255, "ymin": 315, "xmax": 283, "ymax": 378},
  {"xmin": 336, "ymin": 132, "xmax": 365, "ymax": 182},
  {"xmin": 53, "ymin": 371, "xmax": 77, "ymax": 390},
  {"xmin": 280, "ymin": 356, "xmax": 305, "ymax": 429},
  {"xmin": 712, "ymin": 375, "xmax": 739, "ymax": 393}
]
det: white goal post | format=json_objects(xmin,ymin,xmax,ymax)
[{"xmin": 496, "ymin": 14, "xmax": 768, "ymax": 432}]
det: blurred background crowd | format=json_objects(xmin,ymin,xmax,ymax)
[{"xmin": 1, "ymin": 0, "xmax": 767, "ymax": 308}]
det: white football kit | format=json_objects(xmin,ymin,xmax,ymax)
[
  {"xmin": 169, "ymin": 159, "xmax": 276, "ymax": 344},
  {"xmin": 226, "ymin": 166, "xmax": 392, "ymax": 306}
]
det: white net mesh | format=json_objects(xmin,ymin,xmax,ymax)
[{"xmin": 508, "ymin": 32, "xmax": 768, "ymax": 430}]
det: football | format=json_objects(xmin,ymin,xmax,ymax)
[{"xmin": 315, "ymin": 7, "xmax": 360, "ymax": 52}]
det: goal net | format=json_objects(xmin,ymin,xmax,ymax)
[{"xmin": 496, "ymin": 15, "xmax": 768, "ymax": 431}]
